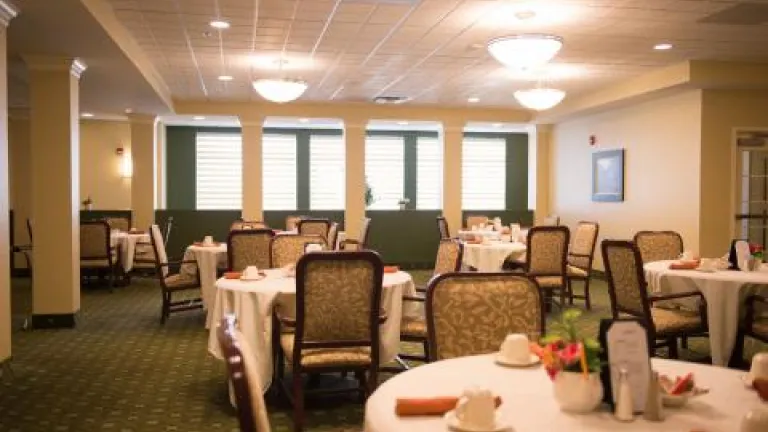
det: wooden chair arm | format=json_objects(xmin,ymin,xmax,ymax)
[
  {"xmin": 403, "ymin": 294, "xmax": 425, "ymax": 303},
  {"xmin": 648, "ymin": 291, "xmax": 704, "ymax": 303}
]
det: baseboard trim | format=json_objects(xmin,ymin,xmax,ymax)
[{"xmin": 31, "ymin": 313, "xmax": 76, "ymax": 329}]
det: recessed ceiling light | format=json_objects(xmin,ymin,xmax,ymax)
[
  {"xmin": 218, "ymin": 75, "xmax": 233, "ymax": 81},
  {"xmin": 397, "ymin": 121, "xmax": 409, "ymax": 126},
  {"xmin": 492, "ymin": 123, "xmax": 502, "ymax": 128},
  {"xmin": 209, "ymin": 20, "xmax": 230, "ymax": 29},
  {"xmin": 193, "ymin": 116, "xmax": 206, "ymax": 120},
  {"xmin": 654, "ymin": 43, "xmax": 673, "ymax": 51},
  {"xmin": 514, "ymin": 10, "xmax": 537, "ymax": 20},
  {"xmin": 468, "ymin": 97, "xmax": 480, "ymax": 103},
  {"xmin": 81, "ymin": 112, "xmax": 94, "ymax": 118},
  {"xmin": 299, "ymin": 118, "xmax": 309, "ymax": 123}
]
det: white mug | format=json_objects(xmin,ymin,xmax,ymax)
[
  {"xmin": 749, "ymin": 352, "xmax": 768, "ymax": 381},
  {"xmin": 203, "ymin": 235, "xmax": 214, "ymax": 246},
  {"xmin": 243, "ymin": 266, "xmax": 259, "ymax": 279},
  {"xmin": 741, "ymin": 407, "xmax": 768, "ymax": 432},
  {"xmin": 454, "ymin": 387, "xmax": 496, "ymax": 430},
  {"xmin": 500, "ymin": 333, "xmax": 531, "ymax": 364}
]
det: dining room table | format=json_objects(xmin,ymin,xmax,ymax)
[
  {"xmin": 110, "ymin": 230, "xmax": 151, "ymax": 272},
  {"xmin": 644, "ymin": 259, "xmax": 768, "ymax": 366},
  {"xmin": 181, "ymin": 242, "xmax": 227, "ymax": 326},
  {"xmin": 462, "ymin": 240, "xmax": 527, "ymax": 272},
  {"xmin": 207, "ymin": 268, "xmax": 419, "ymax": 394},
  {"xmin": 364, "ymin": 353, "xmax": 762, "ymax": 431}
]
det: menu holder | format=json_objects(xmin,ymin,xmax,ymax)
[
  {"xmin": 599, "ymin": 318, "xmax": 652, "ymax": 412},
  {"xmin": 729, "ymin": 239, "xmax": 748, "ymax": 270}
]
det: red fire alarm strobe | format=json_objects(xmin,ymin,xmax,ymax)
[{"xmin": 116, "ymin": 147, "xmax": 125, "ymax": 155}]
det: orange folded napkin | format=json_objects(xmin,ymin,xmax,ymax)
[
  {"xmin": 395, "ymin": 396, "xmax": 502, "ymax": 416},
  {"xmin": 669, "ymin": 260, "xmax": 699, "ymax": 270},
  {"xmin": 384, "ymin": 265, "xmax": 400, "ymax": 273},
  {"xmin": 755, "ymin": 378, "xmax": 768, "ymax": 401},
  {"xmin": 224, "ymin": 272, "xmax": 241, "ymax": 280}
]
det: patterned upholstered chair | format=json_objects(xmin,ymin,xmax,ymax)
[
  {"xmin": 270, "ymin": 234, "xmax": 327, "ymax": 268},
  {"xmin": 227, "ymin": 229, "xmax": 275, "ymax": 271},
  {"xmin": 105, "ymin": 216, "xmax": 131, "ymax": 232},
  {"xmin": 601, "ymin": 240, "xmax": 708, "ymax": 359},
  {"xmin": 633, "ymin": 231, "xmax": 684, "ymax": 264},
  {"xmin": 217, "ymin": 315, "xmax": 272, "ymax": 432},
  {"xmin": 148, "ymin": 224, "xmax": 204, "ymax": 324},
  {"xmin": 566, "ymin": 221, "xmax": 600, "ymax": 309},
  {"xmin": 465, "ymin": 215, "xmax": 488, "ymax": 229},
  {"xmin": 285, "ymin": 216, "xmax": 302, "ymax": 231},
  {"xmin": 732, "ymin": 295, "xmax": 768, "ymax": 366},
  {"xmin": 524, "ymin": 226, "xmax": 570, "ymax": 311},
  {"xmin": 231, "ymin": 219, "xmax": 268, "ymax": 231},
  {"xmin": 80, "ymin": 220, "xmax": 116, "ymax": 288},
  {"xmin": 297, "ymin": 218, "xmax": 331, "ymax": 241},
  {"xmin": 426, "ymin": 272, "xmax": 544, "ymax": 361},
  {"xmin": 327, "ymin": 222, "xmax": 340, "ymax": 250},
  {"xmin": 340, "ymin": 217, "xmax": 371, "ymax": 251},
  {"xmin": 437, "ymin": 216, "xmax": 451, "ymax": 240},
  {"xmin": 397, "ymin": 239, "xmax": 464, "ymax": 368},
  {"xmin": 539, "ymin": 215, "xmax": 560, "ymax": 226},
  {"xmin": 274, "ymin": 251, "xmax": 384, "ymax": 432}
]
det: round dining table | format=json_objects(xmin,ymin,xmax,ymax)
[
  {"xmin": 207, "ymin": 268, "xmax": 419, "ymax": 394},
  {"xmin": 462, "ymin": 241, "xmax": 526, "ymax": 272},
  {"xmin": 181, "ymin": 243, "xmax": 227, "ymax": 326},
  {"xmin": 110, "ymin": 231, "xmax": 150, "ymax": 272},
  {"xmin": 364, "ymin": 353, "xmax": 762, "ymax": 432},
  {"xmin": 644, "ymin": 260, "xmax": 768, "ymax": 366}
]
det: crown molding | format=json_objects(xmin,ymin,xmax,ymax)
[
  {"xmin": 127, "ymin": 113, "xmax": 156, "ymax": 125},
  {"xmin": 23, "ymin": 56, "xmax": 88, "ymax": 79},
  {"xmin": 0, "ymin": 1, "xmax": 18, "ymax": 27}
]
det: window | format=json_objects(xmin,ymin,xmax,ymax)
[
  {"xmin": 263, "ymin": 133, "xmax": 297, "ymax": 210},
  {"xmin": 365, "ymin": 135, "xmax": 404, "ymax": 210},
  {"xmin": 195, "ymin": 132, "xmax": 242, "ymax": 210},
  {"xmin": 309, "ymin": 134, "xmax": 345, "ymax": 209},
  {"xmin": 462, "ymin": 135, "xmax": 506, "ymax": 210},
  {"xmin": 416, "ymin": 135, "xmax": 442, "ymax": 209}
]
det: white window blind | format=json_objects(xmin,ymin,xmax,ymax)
[
  {"xmin": 365, "ymin": 135, "xmax": 404, "ymax": 210},
  {"xmin": 462, "ymin": 136, "xmax": 506, "ymax": 210},
  {"xmin": 310, "ymin": 134, "xmax": 345, "ymax": 210},
  {"xmin": 195, "ymin": 132, "xmax": 242, "ymax": 210},
  {"xmin": 263, "ymin": 134, "xmax": 297, "ymax": 210},
  {"xmin": 416, "ymin": 136, "xmax": 442, "ymax": 209}
]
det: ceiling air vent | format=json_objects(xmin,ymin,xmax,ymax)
[
  {"xmin": 699, "ymin": 2, "xmax": 768, "ymax": 25},
  {"xmin": 373, "ymin": 95, "xmax": 410, "ymax": 104}
]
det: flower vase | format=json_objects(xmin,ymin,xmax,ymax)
[
  {"xmin": 553, "ymin": 372, "xmax": 603, "ymax": 413},
  {"xmin": 85, "ymin": 203, "xmax": 93, "ymax": 211}
]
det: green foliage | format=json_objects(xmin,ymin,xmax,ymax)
[{"xmin": 543, "ymin": 308, "xmax": 602, "ymax": 373}]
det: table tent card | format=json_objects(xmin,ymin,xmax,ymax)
[{"xmin": 599, "ymin": 319, "xmax": 652, "ymax": 412}]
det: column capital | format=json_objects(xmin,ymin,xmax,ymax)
[
  {"xmin": 0, "ymin": 1, "xmax": 18, "ymax": 27},
  {"xmin": 238, "ymin": 112, "xmax": 265, "ymax": 128},
  {"xmin": 127, "ymin": 113, "xmax": 157, "ymax": 125},
  {"xmin": 441, "ymin": 119, "xmax": 466, "ymax": 134},
  {"xmin": 23, "ymin": 55, "xmax": 87, "ymax": 79}
]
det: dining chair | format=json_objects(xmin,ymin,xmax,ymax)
[
  {"xmin": 105, "ymin": 216, "xmax": 131, "ymax": 232},
  {"xmin": 539, "ymin": 215, "xmax": 560, "ymax": 226},
  {"xmin": 732, "ymin": 294, "xmax": 768, "ymax": 366},
  {"xmin": 217, "ymin": 315, "xmax": 272, "ymax": 432},
  {"xmin": 397, "ymin": 239, "xmax": 464, "ymax": 368},
  {"xmin": 12, "ymin": 217, "xmax": 33, "ymax": 273},
  {"xmin": 285, "ymin": 216, "xmax": 302, "ymax": 231},
  {"xmin": 80, "ymin": 220, "xmax": 116, "ymax": 289},
  {"xmin": 633, "ymin": 231, "xmax": 684, "ymax": 264},
  {"xmin": 601, "ymin": 240, "xmax": 708, "ymax": 359},
  {"xmin": 297, "ymin": 218, "xmax": 331, "ymax": 241},
  {"xmin": 227, "ymin": 229, "xmax": 274, "ymax": 271},
  {"xmin": 231, "ymin": 219, "xmax": 269, "ymax": 231},
  {"xmin": 566, "ymin": 221, "xmax": 600, "ymax": 309},
  {"xmin": 163, "ymin": 216, "xmax": 174, "ymax": 246},
  {"xmin": 327, "ymin": 222, "xmax": 340, "ymax": 250},
  {"xmin": 340, "ymin": 217, "xmax": 371, "ymax": 251},
  {"xmin": 270, "ymin": 234, "xmax": 327, "ymax": 268},
  {"xmin": 524, "ymin": 225, "xmax": 570, "ymax": 311},
  {"xmin": 436, "ymin": 216, "xmax": 451, "ymax": 240},
  {"xmin": 426, "ymin": 272, "xmax": 544, "ymax": 361},
  {"xmin": 465, "ymin": 215, "xmax": 488, "ymax": 229},
  {"xmin": 148, "ymin": 224, "xmax": 204, "ymax": 324},
  {"xmin": 274, "ymin": 251, "xmax": 385, "ymax": 432}
]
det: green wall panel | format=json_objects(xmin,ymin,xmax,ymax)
[
  {"xmin": 506, "ymin": 133, "xmax": 529, "ymax": 210},
  {"xmin": 166, "ymin": 126, "xmax": 197, "ymax": 210}
]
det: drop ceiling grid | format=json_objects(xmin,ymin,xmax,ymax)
[{"xmin": 106, "ymin": 0, "xmax": 768, "ymax": 106}]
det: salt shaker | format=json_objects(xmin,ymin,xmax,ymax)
[
  {"xmin": 614, "ymin": 368, "xmax": 635, "ymax": 422},
  {"xmin": 643, "ymin": 370, "xmax": 663, "ymax": 422}
]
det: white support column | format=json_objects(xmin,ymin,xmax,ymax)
[
  {"xmin": 25, "ymin": 55, "xmax": 86, "ymax": 328},
  {"xmin": 0, "ymin": 0, "xmax": 18, "ymax": 362},
  {"xmin": 528, "ymin": 124, "xmax": 553, "ymax": 224},
  {"xmin": 441, "ymin": 122, "xmax": 464, "ymax": 235},
  {"xmin": 344, "ymin": 120, "xmax": 367, "ymax": 240},
  {"xmin": 129, "ymin": 114, "xmax": 156, "ymax": 230},
  {"xmin": 240, "ymin": 114, "xmax": 264, "ymax": 221}
]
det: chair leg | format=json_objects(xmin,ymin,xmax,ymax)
[
  {"xmin": 160, "ymin": 292, "xmax": 169, "ymax": 324},
  {"xmin": 667, "ymin": 337, "xmax": 679, "ymax": 359},
  {"xmin": 567, "ymin": 280, "xmax": 574, "ymax": 305},
  {"xmin": 729, "ymin": 329, "xmax": 746, "ymax": 368},
  {"xmin": 292, "ymin": 369, "xmax": 305, "ymax": 432},
  {"xmin": 355, "ymin": 371, "xmax": 368, "ymax": 402},
  {"xmin": 681, "ymin": 336, "xmax": 688, "ymax": 349},
  {"xmin": 422, "ymin": 339, "xmax": 430, "ymax": 362},
  {"xmin": 583, "ymin": 277, "xmax": 592, "ymax": 310},
  {"xmin": 368, "ymin": 365, "xmax": 379, "ymax": 396}
]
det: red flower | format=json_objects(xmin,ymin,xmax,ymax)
[
  {"xmin": 750, "ymin": 243, "xmax": 764, "ymax": 254},
  {"xmin": 557, "ymin": 342, "xmax": 583, "ymax": 366}
]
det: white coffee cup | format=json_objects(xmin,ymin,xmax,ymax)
[
  {"xmin": 203, "ymin": 235, "xmax": 214, "ymax": 246},
  {"xmin": 741, "ymin": 407, "xmax": 768, "ymax": 432},
  {"xmin": 748, "ymin": 352, "xmax": 768, "ymax": 381},
  {"xmin": 304, "ymin": 243, "xmax": 324, "ymax": 253},
  {"xmin": 243, "ymin": 266, "xmax": 259, "ymax": 279},
  {"xmin": 500, "ymin": 333, "xmax": 532, "ymax": 364},
  {"xmin": 454, "ymin": 386, "xmax": 496, "ymax": 430}
]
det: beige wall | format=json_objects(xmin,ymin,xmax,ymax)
[
  {"xmin": 80, "ymin": 119, "xmax": 131, "ymax": 210},
  {"xmin": 9, "ymin": 116, "xmax": 31, "ymax": 268},
  {"xmin": 550, "ymin": 90, "xmax": 703, "ymax": 270}
]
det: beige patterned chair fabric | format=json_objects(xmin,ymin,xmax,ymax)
[
  {"xmin": 433, "ymin": 240, "xmax": 463, "ymax": 276},
  {"xmin": 327, "ymin": 222, "xmax": 339, "ymax": 250},
  {"xmin": 149, "ymin": 224, "xmax": 170, "ymax": 277},
  {"xmin": 285, "ymin": 216, "xmax": 302, "ymax": 231},
  {"xmin": 105, "ymin": 217, "xmax": 131, "ymax": 232},
  {"xmin": 568, "ymin": 222, "xmax": 598, "ymax": 270},
  {"xmin": 526, "ymin": 226, "xmax": 569, "ymax": 276},
  {"xmin": 341, "ymin": 217, "xmax": 371, "ymax": 251},
  {"xmin": 427, "ymin": 273, "xmax": 543, "ymax": 361},
  {"xmin": 401, "ymin": 318, "xmax": 427, "ymax": 338},
  {"xmin": 80, "ymin": 220, "xmax": 113, "ymax": 268},
  {"xmin": 465, "ymin": 215, "xmax": 488, "ymax": 229},
  {"xmin": 280, "ymin": 334, "xmax": 372, "ymax": 367},
  {"xmin": 270, "ymin": 234, "xmax": 326, "ymax": 268},
  {"xmin": 228, "ymin": 230, "xmax": 274, "ymax": 271},
  {"xmin": 602, "ymin": 242, "xmax": 646, "ymax": 316},
  {"xmin": 298, "ymin": 219, "xmax": 330, "ymax": 240},
  {"xmin": 634, "ymin": 231, "xmax": 683, "ymax": 264}
]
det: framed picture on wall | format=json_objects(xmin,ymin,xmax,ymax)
[{"xmin": 592, "ymin": 149, "xmax": 625, "ymax": 202}]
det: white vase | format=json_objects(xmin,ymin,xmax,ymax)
[{"xmin": 553, "ymin": 372, "xmax": 604, "ymax": 413}]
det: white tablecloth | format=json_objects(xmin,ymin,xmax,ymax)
[
  {"xmin": 457, "ymin": 230, "xmax": 501, "ymax": 241},
  {"xmin": 364, "ymin": 354, "xmax": 760, "ymax": 432},
  {"xmin": 182, "ymin": 244, "xmax": 227, "ymax": 325},
  {"xmin": 645, "ymin": 260, "xmax": 768, "ymax": 366},
  {"xmin": 207, "ymin": 269, "xmax": 418, "ymax": 392},
  {"xmin": 110, "ymin": 232, "xmax": 150, "ymax": 272},
  {"xmin": 462, "ymin": 242, "xmax": 526, "ymax": 272}
]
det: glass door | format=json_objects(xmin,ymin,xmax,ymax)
[{"xmin": 735, "ymin": 131, "xmax": 768, "ymax": 244}]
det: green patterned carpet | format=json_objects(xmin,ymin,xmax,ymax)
[{"xmin": 0, "ymin": 273, "xmax": 763, "ymax": 431}]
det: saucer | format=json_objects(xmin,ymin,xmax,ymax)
[
  {"xmin": 494, "ymin": 353, "xmax": 540, "ymax": 368},
  {"xmin": 695, "ymin": 267, "xmax": 717, "ymax": 273},
  {"xmin": 444, "ymin": 410, "xmax": 512, "ymax": 432},
  {"xmin": 240, "ymin": 271, "xmax": 266, "ymax": 281}
]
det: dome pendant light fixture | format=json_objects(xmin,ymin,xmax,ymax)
[
  {"xmin": 252, "ymin": 78, "xmax": 308, "ymax": 103},
  {"xmin": 487, "ymin": 34, "xmax": 563, "ymax": 70},
  {"xmin": 514, "ymin": 87, "xmax": 566, "ymax": 111}
]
